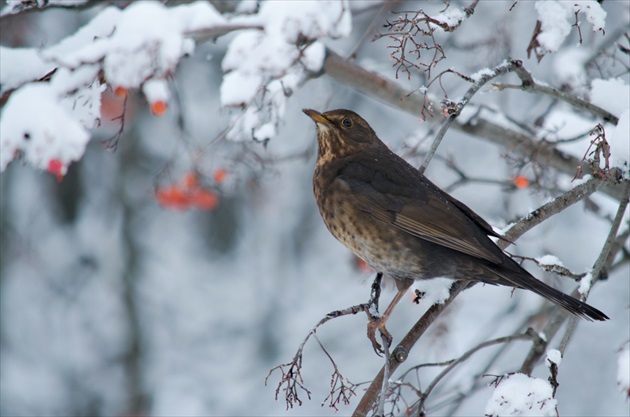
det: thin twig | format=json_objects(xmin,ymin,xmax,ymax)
[
  {"xmin": 266, "ymin": 302, "xmax": 372, "ymax": 409},
  {"xmin": 414, "ymin": 331, "xmax": 534, "ymax": 412},
  {"xmin": 521, "ymin": 183, "xmax": 629, "ymax": 373},
  {"xmin": 493, "ymin": 82, "xmax": 618, "ymax": 125},
  {"xmin": 268, "ymin": 273, "xmax": 384, "ymax": 409},
  {"xmin": 419, "ymin": 60, "xmax": 518, "ymax": 173},
  {"xmin": 502, "ymin": 176, "xmax": 611, "ymax": 244},
  {"xmin": 377, "ymin": 332, "xmax": 392, "ymax": 417}
]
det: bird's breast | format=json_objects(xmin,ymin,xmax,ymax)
[{"xmin": 313, "ymin": 167, "xmax": 427, "ymax": 278}]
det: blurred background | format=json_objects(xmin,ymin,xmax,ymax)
[{"xmin": 1, "ymin": 1, "xmax": 628, "ymax": 416}]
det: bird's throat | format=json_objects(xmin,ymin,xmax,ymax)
[{"xmin": 316, "ymin": 129, "xmax": 349, "ymax": 165}]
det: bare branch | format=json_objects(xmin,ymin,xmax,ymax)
[
  {"xmin": 373, "ymin": 1, "xmax": 479, "ymax": 80},
  {"xmin": 511, "ymin": 255, "xmax": 586, "ymax": 282},
  {"xmin": 377, "ymin": 332, "xmax": 392, "ymax": 417},
  {"xmin": 558, "ymin": 182, "xmax": 630, "ymax": 356},
  {"xmin": 520, "ymin": 182, "xmax": 629, "ymax": 374},
  {"xmin": 494, "ymin": 65, "xmax": 619, "ymax": 124},
  {"xmin": 268, "ymin": 273, "xmax": 384, "ymax": 409},
  {"xmin": 102, "ymin": 91, "xmax": 128, "ymax": 152},
  {"xmin": 322, "ymin": 50, "xmax": 629, "ymax": 202},
  {"xmin": 413, "ymin": 330, "xmax": 534, "ymax": 412},
  {"xmin": 0, "ymin": 0, "xmax": 105, "ymax": 18},
  {"xmin": 419, "ymin": 60, "xmax": 517, "ymax": 173},
  {"xmin": 186, "ymin": 24, "xmax": 265, "ymax": 43},
  {"xmin": 316, "ymin": 336, "xmax": 358, "ymax": 411}
]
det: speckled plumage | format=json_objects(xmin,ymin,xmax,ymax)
[{"xmin": 305, "ymin": 108, "xmax": 608, "ymax": 348}]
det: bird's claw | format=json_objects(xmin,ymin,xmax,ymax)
[{"xmin": 367, "ymin": 316, "xmax": 393, "ymax": 356}]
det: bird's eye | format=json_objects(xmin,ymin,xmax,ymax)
[{"xmin": 342, "ymin": 118, "xmax": 352, "ymax": 127}]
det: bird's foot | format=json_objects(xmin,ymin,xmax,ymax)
[{"xmin": 367, "ymin": 315, "xmax": 393, "ymax": 356}]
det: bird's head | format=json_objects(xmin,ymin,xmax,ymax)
[{"xmin": 303, "ymin": 109, "xmax": 384, "ymax": 161}]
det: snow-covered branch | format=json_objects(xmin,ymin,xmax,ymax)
[{"xmin": 0, "ymin": 0, "xmax": 350, "ymax": 175}]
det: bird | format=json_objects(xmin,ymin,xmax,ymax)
[{"xmin": 303, "ymin": 108, "xmax": 609, "ymax": 353}]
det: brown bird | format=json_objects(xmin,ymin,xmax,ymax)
[{"xmin": 304, "ymin": 108, "xmax": 608, "ymax": 353}]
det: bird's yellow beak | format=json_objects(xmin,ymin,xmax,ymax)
[{"xmin": 303, "ymin": 108, "xmax": 331, "ymax": 125}]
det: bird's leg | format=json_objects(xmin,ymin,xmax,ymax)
[
  {"xmin": 366, "ymin": 272, "xmax": 383, "ymax": 315},
  {"xmin": 367, "ymin": 278, "xmax": 413, "ymax": 355}
]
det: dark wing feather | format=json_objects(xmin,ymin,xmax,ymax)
[{"xmin": 336, "ymin": 153, "xmax": 504, "ymax": 265}]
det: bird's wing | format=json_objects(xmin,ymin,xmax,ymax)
[{"xmin": 337, "ymin": 159, "xmax": 503, "ymax": 264}]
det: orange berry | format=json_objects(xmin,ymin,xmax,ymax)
[
  {"xmin": 114, "ymin": 86, "xmax": 128, "ymax": 97},
  {"xmin": 355, "ymin": 257, "xmax": 373, "ymax": 273},
  {"xmin": 150, "ymin": 100, "xmax": 167, "ymax": 117},
  {"xmin": 213, "ymin": 168, "xmax": 227, "ymax": 184},
  {"xmin": 156, "ymin": 186, "xmax": 190, "ymax": 210},
  {"xmin": 182, "ymin": 172, "xmax": 199, "ymax": 189},
  {"xmin": 47, "ymin": 158, "xmax": 63, "ymax": 174},
  {"xmin": 47, "ymin": 159, "xmax": 65, "ymax": 182},
  {"xmin": 513, "ymin": 176, "xmax": 530, "ymax": 189},
  {"xmin": 190, "ymin": 189, "xmax": 219, "ymax": 210}
]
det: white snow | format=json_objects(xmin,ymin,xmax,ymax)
[
  {"xmin": 0, "ymin": 0, "xmax": 88, "ymax": 16},
  {"xmin": 552, "ymin": 47, "xmax": 589, "ymax": 85},
  {"xmin": 578, "ymin": 271, "xmax": 593, "ymax": 295},
  {"xmin": 236, "ymin": 0, "xmax": 258, "ymax": 14},
  {"xmin": 535, "ymin": 1, "xmax": 573, "ymax": 53},
  {"xmin": 470, "ymin": 68, "xmax": 495, "ymax": 83},
  {"xmin": 0, "ymin": 1, "xmax": 232, "ymax": 172},
  {"xmin": 0, "ymin": 84, "xmax": 89, "ymax": 172},
  {"xmin": 60, "ymin": 79, "xmax": 106, "ymax": 130},
  {"xmin": 102, "ymin": 2, "xmax": 186, "ymax": 88},
  {"xmin": 171, "ymin": 1, "xmax": 226, "ymax": 32},
  {"xmin": 609, "ymin": 110, "xmax": 630, "ymax": 168},
  {"xmin": 543, "ymin": 108, "xmax": 595, "ymax": 140},
  {"xmin": 220, "ymin": 1, "xmax": 351, "ymax": 140},
  {"xmin": 302, "ymin": 41, "xmax": 326, "ymax": 72},
  {"xmin": 546, "ymin": 349, "xmax": 562, "ymax": 367},
  {"xmin": 0, "ymin": 47, "xmax": 55, "ymax": 93},
  {"xmin": 220, "ymin": 70, "xmax": 265, "ymax": 107},
  {"xmin": 1, "ymin": 62, "xmax": 103, "ymax": 171},
  {"xmin": 220, "ymin": 1, "xmax": 349, "ymax": 109},
  {"xmin": 143, "ymin": 79, "xmax": 171, "ymax": 105},
  {"xmin": 575, "ymin": 1, "xmax": 607, "ymax": 32},
  {"xmin": 591, "ymin": 78, "xmax": 630, "ymax": 118},
  {"xmin": 411, "ymin": 278, "xmax": 453, "ymax": 306},
  {"xmin": 43, "ymin": 6, "xmax": 122, "ymax": 66},
  {"xmin": 536, "ymin": 255, "xmax": 564, "ymax": 268},
  {"xmin": 535, "ymin": 0, "xmax": 606, "ymax": 54},
  {"xmin": 485, "ymin": 373, "xmax": 558, "ymax": 417},
  {"xmin": 1, "ymin": 0, "xmax": 352, "ymax": 173},
  {"xmin": 433, "ymin": 7, "xmax": 466, "ymax": 30},
  {"xmin": 257, "ymin": 0, "xmax": 351, "ymax": 42}
]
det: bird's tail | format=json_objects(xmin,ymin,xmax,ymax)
[{"xmin": 492, "ymin": 264, "xmax": 609, "ymax": 321}]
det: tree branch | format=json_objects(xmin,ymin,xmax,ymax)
[
  {"xmin": 520, "ymin": 182, "xmax": 629, "ymax": 374},
  {"xmin": 420, "ymin": 60, "xmax": 516, "ymax": 173},
  {"xmin": 494, "ymin": 63, "xmax": 618, "ymax": 124},
  {"xmin": 558, "ymin": 181, "xmax": 630, "ymax": 355},
  {"xmin": 414, "ymin": 330, "xmax": 534, "ymax": 412},
  {"xmin": 322, "ymin": 50, "xmax": 628, "ymax": 202}
]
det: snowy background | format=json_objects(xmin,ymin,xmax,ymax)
[{"xmin": 1, "ymin": 1, "xmax": 629, "ymax": 416}]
